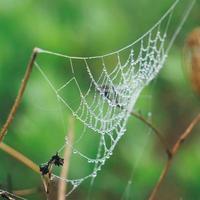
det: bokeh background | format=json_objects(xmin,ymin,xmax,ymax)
[{"xmin": 0, "ymin": 0, "xmax": 200, "ymax": 199}]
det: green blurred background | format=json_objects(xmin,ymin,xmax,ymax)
[{"xmin": 0, "ymin": 0, "xmax": 200, "ymax": 199}]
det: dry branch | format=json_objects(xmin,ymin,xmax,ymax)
[
  {"xmin": 148, "ymin": 113, "xmax": 200, "ymax": 200},
  {"xmin": 0, "ymin": 142, "xmax": 39, "ymax": 174},
  {"xmin": 130, "ymin": 112, "xmax": 172, "ymax": 158},
  {"xmin": 0, "ymin": 47, "xmax": 40, "ymax": 143},
  {"xmin": 13, "ymin": 188, "xmax": 38, "ymax": 196}
]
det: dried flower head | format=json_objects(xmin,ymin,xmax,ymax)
[{"xmin": 185, "ymin": 27, "xmax": 200, "ymax": 95}]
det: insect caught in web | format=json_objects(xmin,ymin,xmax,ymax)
[
  {"xmin": 99, "ymin": 84, "xmax": 119, "ymax": 105},
  {"xmin": 99, "ymin": 84, "xmax": 125, "ymax": 109},
  {"xmin": 39, "ymin": 153, "xmax": 64, "ymax": 176},
  {"xmin": 39, "ymin": 153, "xmax": 64, "ymax": 193}
]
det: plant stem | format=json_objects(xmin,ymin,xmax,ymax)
[
  {"xmin": 148, "ymin": 113, "xmax": 200, "ymax": 200},
  {"xmin": 130, "ymin": 112, "xmax": 172, "ymax": 158},
  {"xmin": 13, "ymin": 188, "xmax": 38, "ymax": 196},
  {"xmin": 0, "ymin": 48, "xmax": 40, "ymax": 143},
  {"xmin": 58, "ymin": 116, "xmax": 74, "ymax": 200},
  {"xmin": 0, "ymin": 142, "xmax": 39, "ymax": 174}
]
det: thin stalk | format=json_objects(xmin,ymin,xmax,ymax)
[
  {"xmin": 148, "ymin": 114, "xmax": 200, "ymax": 200},
  {"xmin": 0, "ymin": 142, "xmax": 39, "ymax": 174},
  {"xmin": 0, "ymin": 48, "xmax": 40, "ymax": 143},
  {"xmin": 130, "ymin": 111, "xmax": 172, "ymax": 158},
  {"xmin": 58, "ymin": 116, "xmax": 74, "ymax": 200}
]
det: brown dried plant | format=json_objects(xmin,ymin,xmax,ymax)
[{"xmin": 184, "ymin": 27, "xmax": 200, "ymax": 95}]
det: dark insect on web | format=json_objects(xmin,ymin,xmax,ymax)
[
  {"xmin": 39, "ymin": 153, "xmax": 64, "ymax": 193},
  {"xmin": 40, "ymin": 164, "xmax": 49, "ymax": 176},
  {"xmin": 99, "ymin": 84, "xmax": 123, "ymax": 109},
  {"xmin": 39, "ymin": 153, "xmax": 64, "ymax": 176}
]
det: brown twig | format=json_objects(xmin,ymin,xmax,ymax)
[
  {"xmin": 58, "ymin": 116, "xmax": 74, "ymax": 200},
  {"xmin": 0, "ymin": 47, "xmax": 40, "ymax": 143},
  {"xmin": 148, "ymin": 113, "xmax": 200, "ymax": 200},
  {"xmin": 13, "ymin": 188, "xmax": 38, "ymax": 196},
  {"xmin": 0, "ymin": 142, "xmax": 39, "ymax": 174},
  {"xmin": 130, "ymin": 111, "xmax": 172, "ymax": 158}
]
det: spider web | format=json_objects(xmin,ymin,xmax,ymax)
[{"xmin": 30, "ymin": 0, "xmax": 195, "ymax": 197}]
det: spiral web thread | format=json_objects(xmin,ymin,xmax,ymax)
[{"xmin": 32, "ymin": 0, "xmax": 195, "ymax": 197}]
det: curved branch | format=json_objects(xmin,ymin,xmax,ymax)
[
  {"xmin": 148, "ymin": 113, "xmax": 200, "ymax": 200},
  {"xmin": 130, "ymin": 111, "xmax": 172, "ymax": 158},
  {"xmin": 0, "ymin": 48, "xmax": 40, "ymax": 143}
]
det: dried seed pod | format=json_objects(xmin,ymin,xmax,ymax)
[{"xmin": 184, "ymin": 28, "xmax": 200, "ymax": 95}]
